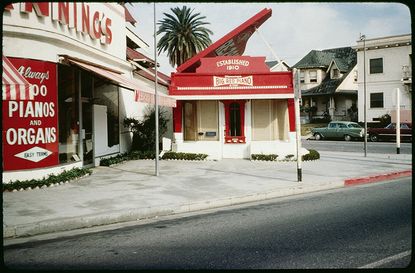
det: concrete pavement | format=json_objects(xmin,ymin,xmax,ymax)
[{"xmin": 3, "ymin": 151, "xmax": 412, "ymax": 241}]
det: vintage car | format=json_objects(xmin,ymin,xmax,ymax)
[
  {"xmin": 368, "ymin": 122, "xmax": 412, "ymax": 142},
  {"xmin": 311, "ymin": 121, "xmax": 364, "ymax": 141}
]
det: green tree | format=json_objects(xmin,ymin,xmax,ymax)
[{"xmin": 157, "ymin": 6, "xmax": 213, "ymax": 67}]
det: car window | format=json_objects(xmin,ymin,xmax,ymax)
[
  {"xmin": 328, "ymin": 123, "xmax": 337, "ymax": 128},
  {"xmin": 400, "ymin": 124, "xmax": 409, "ymax": 129},
  {"xmin": 386, "ymin": 123, "xmax": 395, "ymax": 129},
  {"xmin": 338, "ymin": 123, "xmax": 347, "ymax": 128},
  {"xmin": 347, "ymin": 123, "xmax": 361, "ymax": 128}
]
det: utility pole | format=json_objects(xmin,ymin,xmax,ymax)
[
  {"xmin": 153, "ymin": 2, "xmax": 159, "ymax": 176},
  {"xmin": 396, "ymin": 88, "xmax": 401, "ymax": 154},
  {"xmin": 360, "ymin": 34, "xmax": 367, "ymax": 157},
  {"xmin": 293, "ymin": 68, "xmax": 302, "ymax": 182}
]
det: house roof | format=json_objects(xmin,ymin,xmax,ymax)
[
  {"xmin": 293, "ymin": 47, "xmax": 356, "ymax": 71},
  {"xmin": 296, "ymin": 47, "xmax": 357, "ymax": 96}
]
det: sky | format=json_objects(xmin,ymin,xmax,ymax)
[{"xmin": 128, "ymin": 2, "xmax": 411, "ymax": 75}]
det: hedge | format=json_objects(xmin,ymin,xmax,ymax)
[
  {"xmin": 251, "ymin": 154, "xmax": 278, "ymax": 161},
  {"xmin": 161, "ymin": 151, "xmax": 208, "ymax": 161},
  {"xmin": 3, "ymin": 168, "xmax": 92, "ymax": 192},
  {"xmin": 302, "ymin": 149, "xmax": 320, "ymax": 161}
]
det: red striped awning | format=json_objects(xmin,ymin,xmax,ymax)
[
  {"xmin": 2, "ymin": 56, "xmax": 33, "ymax": 100},
  {"xmin": 65, "ymin": 57, "xmax": 176, "ymax": 108}
]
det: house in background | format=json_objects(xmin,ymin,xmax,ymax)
[
  {"xmin": 353, "ymin": 34, "xmax": 412, "ymax": 124},
  {"xmin": 293, "ymin": 47, "xmax": 358, "ymax": 123},
  {"xmin": 265, "ymin": 60, "xmax": 291, "ymax": 72}
]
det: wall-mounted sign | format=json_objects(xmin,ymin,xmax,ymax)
[
  {"xmin": 5, "ymin": 2, "xmax": 114, "ymax": 45},
  {"xmin": 2, "ymin": 58, "xmax": 59, "ymax": 171},
  {"xmin": 197, "ymin": 56, "xmax": 270, "ymax": 74}
]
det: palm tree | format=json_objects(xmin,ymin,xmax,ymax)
[{"xmin": 157, "ymin": 6, "xmax": 213, "ymax": 67}]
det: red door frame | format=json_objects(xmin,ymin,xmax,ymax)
[{"xmin": 222, "ymin": 100, "xmax": 246, "ymax": 143}]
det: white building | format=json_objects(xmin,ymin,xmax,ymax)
[
  {"xmin": 2, "ymin": 3, "xmax": 174, "ymax": 183},
  {"xmin": 353, "ymin": 34, "xmax": 412, "ymax": 123}
]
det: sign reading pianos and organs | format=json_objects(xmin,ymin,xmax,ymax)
[{"xmin": 169, "ymin": 56, "xmax": 293, "ymax": 96}]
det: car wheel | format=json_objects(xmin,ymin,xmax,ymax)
[
  {"xmin": 314, "ymin": 133, "xmax": 322, "ymax": 140},
  {"xmin": 370, "ymin": 134, "xmax": 378, "ymax": 142},
  {"xmin": 344, "ymin": 134, "xmax": 352, "ymax": 141}
]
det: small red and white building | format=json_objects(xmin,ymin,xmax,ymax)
[
  {"xmin": 169, "ymin": 8, "xmax": 302, "ymax": 159},
  {"xmin": 2, "ymin": 3, "xmax": 175, "ymax": 183}
]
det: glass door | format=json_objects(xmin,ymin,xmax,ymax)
[{"xmin": 80, "ymin": 70, "xmax": 94, "ymax": 166}]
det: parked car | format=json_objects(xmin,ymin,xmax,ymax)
[
  {"xmin": 368, "ymin": 123, "xmax": 412, "ymax": 142},
  {"xmin": 312, "ymin": 121, "xmax": 364, "ymax": 141}
]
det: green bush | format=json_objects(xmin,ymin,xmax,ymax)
[
  {"xmin": 302, "ymin": 149, "xmax": 320, "ymax": 161},
  {"xmin": 251, "ymin": 154, "xmax": 278, "ymax": 161},
  {"xmin": 3, "ymin": 168, "xmax": 92, "ymax": 192},
  {"xmin": 162, "ymin": 151, "xmax": 208, "ymax": 161},
  {"xmin": 123, "ymin": 106, "xmax": 169, "ymax": 152}
]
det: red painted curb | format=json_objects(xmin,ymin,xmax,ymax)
[{"xmin": 344, "ymin": 170, "xmax": 412, "ymax": 186}]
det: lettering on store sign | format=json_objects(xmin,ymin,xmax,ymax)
[
  {"xmin": 2, "ymin": 59, "xmax": 58, "ymax": 170},
  {"xmin": 5, "ymin": 2, "xmax": 113, "ymax": 45},
  {"xmin": 213, "ymin": 76, "xmax": 253, "ymax": 87},
  {"xmin": 216, "ymin": 59, "xmax": 250, "ymax": 71}
]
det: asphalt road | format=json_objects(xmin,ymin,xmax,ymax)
[
  {"xmin": 3, "ymin": 177, "xmax": 412, "ymax": 270},
  {"xmin": 303, "ymin": 139, "xmax": 412, "ymax": 154}
]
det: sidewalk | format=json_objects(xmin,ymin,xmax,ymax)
[{"xmin": 3, "ymin": 151, "xmax": 412, "ymax": 241}]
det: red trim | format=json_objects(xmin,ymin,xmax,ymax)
[
  {"xmin": 222, "ymin": 100, "xmax": 246, "ymax": 143},
  {"xmin": 173, "ymin": 101, "xmax": 183, "ymax": 133},
  {"xmin": 287, "ymin": 98, "xmax": 295, "ymax": 132},
  {"xmin": 177, "ymin": 8, "xmax": 272, "ymax": 73}
]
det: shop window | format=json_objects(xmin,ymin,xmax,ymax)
[
  {"xmin": 183, "ymin": 101, "xmax": 197, "ymax": 141},
  {"xmin": 94, "ymin": 77, "xmax": 119, "ymax": 147},
  {"xmin": 370, "ymin": 58, "xmax": 383, "ymax": 74},
  {"xmin": 370, "ymin": 92, "xmax": 384, "ymax": 108},
  {"xmin": 58, "ymin": 64, "xmax": 80, "ymax": 163},
  {"xmin": 309, "ymin": 71, "xmax": 317, "ymax": 83},
  {"xmin": 223, "ymin": 100, "xmax": 246, "ymax": 143},
  {"xmin": 198, "ymin": 100, "xmax": 219, "ymax": 141},
  {"xmin": 252, "ymin": 100, "xmax": 289, "ymax": 141}
]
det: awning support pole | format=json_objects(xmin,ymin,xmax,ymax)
[{"xmin": 153, "ymin": 2, "xmax": 159, "ymax": 176}]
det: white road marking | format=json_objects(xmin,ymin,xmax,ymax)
[{"xmin": 359, "ymin": 250, "xmax": 412, "ymax": 268}]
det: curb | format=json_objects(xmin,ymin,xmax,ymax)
[{"xmin": 344, "ymin": 170, "xmax": 412, "ymax": 186}]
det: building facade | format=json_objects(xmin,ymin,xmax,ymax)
[
  {"xmin": 353, "ymin": 34, "xmax": 412, "ymax": 123},
  {"xmin": 2, "ymin": 3, "xmax": 175, "ymax": 183},
  {"xmin": 169, "ymin": 9, "xmax": 305, "ymax": 160},
  {"xmin": 293, "ymin": 47, "xmax": 358, "ymax": 123}
]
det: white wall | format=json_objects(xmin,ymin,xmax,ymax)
[{"xmin": 355, "ymin": 35, "xmax": 412, "ymax": 122}]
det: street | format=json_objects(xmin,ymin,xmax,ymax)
[
  {"xmin": 3, "ymin": 177, "xmax": 411, "ymax": 270},
  {"xmin": 303, "ymin": 139, "xmax": 412, "ymax": 154}
]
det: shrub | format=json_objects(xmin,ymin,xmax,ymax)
[
  {"xmin": 251, "ymin": 154, "xmax": 278, "ymax": 161},
  {"xmin": 302, "ymin": 149, "xmax": 320, "ymax": 161},
  {"xmin": 3, "ymin": 168, "xmax": 92, "ymax": 192},
  {"xmin": 123, "ymin": 106, "xmax": 169, "ymax": 152},
  {"xmin": 162, "ymin": 151, "xmax": 207, "ymax": 161}
]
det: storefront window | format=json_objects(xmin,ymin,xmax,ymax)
[
  {"xmin": 252, "ymin": 99, "xmax": 289, "ymax": 141},
  {"xmin": 184, "ymin": 101, "xmax": 197, "ymax": 141},
  {"xmin": 198, "ymin": 100, "xmax": 219, "ymax": 141},
  {"xmin": 94, "ymin": 77, "xmax": 119, "ymax": 147},
  {"xmin": 58, "ymin": 65, "xmax": 81, "ymax": 163}
]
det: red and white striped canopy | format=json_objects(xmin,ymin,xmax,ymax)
[{"xmin": 2, "ymin": 56, "xmax": 33, "ymax": 100}]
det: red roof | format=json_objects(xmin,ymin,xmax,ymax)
[
  {"xmin": 126, "ymin": 47, "xmax": 155, "ymax": 66},
  {"xmin": 135, "ymin": 67, "xmax": 170, "ymax": 87},
  {"xmin": 176, "ymin": 8, "xmax": 272, "ymax": 73},
  {"xmin": 124, "ymin": 6, "xmax": 137, "ymax": 25}
]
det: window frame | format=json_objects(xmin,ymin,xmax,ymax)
[
  {"xmin": 370, "ymin": 92, "xmax": 384, "ymax": 108},
  {"xmin": 369, "ymin": 58, "xmax": 383, "ymax": 74}
]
